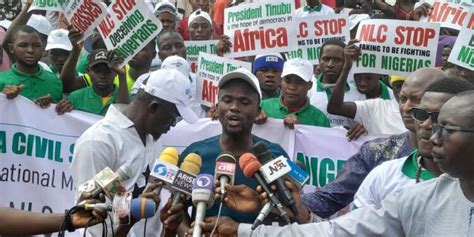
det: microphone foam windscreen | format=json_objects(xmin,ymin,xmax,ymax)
[
  {"xmin": 239, "ymin": 153, "xmax": 261, "ymax": 178},
  {"xmin": 181, "ymin": 153, "xmax": 202, "ymax": 175},
  {"xmin": 160, "ymin": 147, "xmax": 179, "ymax": 165},
  {"xmin": 130, "ymin": 198, "xmax": 156, "ymax": 219}
]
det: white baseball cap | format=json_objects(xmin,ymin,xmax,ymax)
[
  {"xmin": 141, "ymin": 69, "xmax": 199, "ymax": 123},
  {"xmin": 281, "ymin": 58, "xmax": 313, "ymax": 82},
  {"xmin": 349, "ymin": 14, "xmax": 370, "ymax": 30},
  {"xmin": 188, "ymin": 9, "xmax": 212, "ymax": 27},
  {"xmin": 155, "ymin": 1, "xmax": 177, "ymax": 16},
  {"xmin": 27, "ymin": 14, "xmax": 52, "ymax": 36},
  {"xmin": 46, "ymin": 29, "xmax": 73, "ymax": 51},
  {"xmin": 161, "ymin": 55, "xmax": 191, "ymax": 79},
  {"xmin": 218, "ymin": 68, "xmax": 262, "ymax": 102}
]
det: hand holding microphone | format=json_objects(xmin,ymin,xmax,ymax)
[{"xmin": 215, "ymin": 183, "xmax": 262, "ymax": 213}]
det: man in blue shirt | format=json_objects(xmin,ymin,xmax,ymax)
[{"xmin": 179, "ymin": 68, "xmax": 288, "ymax": 225}]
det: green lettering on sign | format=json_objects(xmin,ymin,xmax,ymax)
[
  {"xmin": 0, "ymin": 131, "xmax": 6, "ymax": 153},
  {"xmin": 295, "ymin": 152, "xmax": 346, "ymax": 187},
  {"xmin": 12, "ymin": 132, "xmax": 26, "ymax": 155}
]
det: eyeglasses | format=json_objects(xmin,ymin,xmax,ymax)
[
  {"xmin": 411, "ymin": 107, "xmax": 439, "ymax": 123},
  {"xmin": 432, "ymin": 123, "xmax": 474, "ymax": 139}
]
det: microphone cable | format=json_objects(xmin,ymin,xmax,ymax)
[{"xmin": 209, "ymin": 201, "xmax": 224, "ymax": 236}]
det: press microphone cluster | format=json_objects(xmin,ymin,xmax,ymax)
[
  {"xmin": 77, "ymin": 165, "xmax": 132, "ymax": 199},
  {"xmin": 78, "ymin": 197, "xmax": 157, "ymax": 220}
]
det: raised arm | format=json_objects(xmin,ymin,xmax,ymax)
[
  {"xmin": 60, "ymin": 27, "xmax": 86, "ymax": 93},
  {"xmin": 326, "ymin": 42, "xmax": 359, "ymax": 119}
]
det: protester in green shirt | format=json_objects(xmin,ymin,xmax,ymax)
[
  {"xmin": 60, "ymin": 28, "xmax": 156, "ymax": 94},
  {"xmin": 252, "ymin": 54, "xmax": 284, "ymax": 100},
  {"xmin": 261, "ymin": 58, "xmax": 330, "ymax": 129},
  {"xmin": 0, "ymin": 25, "xmax": 62, "ymax": 107},
  {"xmin": 57, "ymin": 49, "xmax": 129, "ymax": 116},
  {"xmin": 353, "ymin": 73, "xmax": 393, "ymax": 100}
]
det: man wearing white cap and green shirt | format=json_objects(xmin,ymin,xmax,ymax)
[
  {"xmin": 261, "ymin": 58, "xmax": 330, "ymax": 128},
  {"xmin": 70, "ymin": 68, "xmax": 199, "ymax": 236},
  {"xmin": 45, "ymin": 29, "xmax": 73, "ymax": 77}
]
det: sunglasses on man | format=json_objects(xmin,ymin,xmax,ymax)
[{"xmin": 410, "ymin": 107, "xmax": 439, "ymax": 123}]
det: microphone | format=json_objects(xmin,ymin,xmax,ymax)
[
  {"xmin": 147, "ymin": 147, "xmax": 180, "ymax": 195},
  {"xmin": 191, "ymin": 174, "xmax": 215, "ymax": 237},
  {"xmin": 77, "ymin": 165, "xmax": 132, "ymax": 199},
  {"xmin": 252, "ymin": 202, "xmax": 273, "ymax": 230},
  {"xmin": 252, "ymin": 142, "xmax": 298, "ymax": 216},
  {"xmin": 171, "ymin": 153, "xmax": 202, "ymax": 206},
  {"xmin": 239, "ymin": 153, "xmax": 291, "ymax": 226},
  {"xmin": 287, "ymin": 159, "xmax": 309, "ymax": 190},
  {"xmin": 214, "ymin": 153, "xmax": 236, "ymax": 200},
  {"xmin": 79, "ymin": 197, "xmax": 157, "ymax": 220}
]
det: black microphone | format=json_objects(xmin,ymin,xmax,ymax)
[
  {"xmin": 214, "ymin": 153, "xmax": 236, "ymax": 200},
  {"xmin": 252, "ymin": 141, "xmax": 298, "ymax": 216},
  {"xmin": 239, "ymin": 153, "xmax": 291, "ymax": 226}
]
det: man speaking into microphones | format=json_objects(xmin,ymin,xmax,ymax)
[
  {"xmin": 178, "ymin": 68, "xmax": 289, "ymax": 232},
  {"xmin": 70, "ymin": 69, "xmax": 199, "ymax": 236}
]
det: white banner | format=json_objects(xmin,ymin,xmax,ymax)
[
  {"xmin": 286, "ymin": 13, "xmax": 350, "ymax": 64},
  {"xmin": 185, "ymin": 40, "xmax": 219, "ymax": 73},
  {"xmin": 0, "ymin": 94, "xmax": 101, "ymax": 236},
  {"xmin": 1, "ymin": 95, "xmax": 381, "ymax": 233},
  {"xmin": 448, "ymin": 10, "xmax": 474, "ymax": 70},
  {"xmin": 223, "ymin": 0, "xmax": 297, "ymax": 58},
  {"xmin": 98, "ymin": 0, "xmax": 162, "ymax": 68},
  {"xmin": 196, "ymin": 52, "xmax": 252, "ymax": 106},
  {"xmin": 353, "ymin": 19, "xmax": 439, "ymax": 76}
]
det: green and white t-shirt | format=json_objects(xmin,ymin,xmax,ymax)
[
  {"xmin": 295, "ymin": 4, "xmax": 335, "ymax": 18},
  {"xmin": 354, "ymin": 150, "xmax": 434, "ymax": 208}
]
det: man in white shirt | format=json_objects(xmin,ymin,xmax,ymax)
[
  {"xmin": 191, "ymin": 90, "xmax": 474, "ymax": 237},
  {"xmin": 326, "ymin": 42, "xmax": 433, "ymax": 135},
  {"xmin": 70, "ymin": 69, "xmax": 198, "ymax": 236},
  {"xmin": 354, "ymin": 78, "xmax": 474, "ymax": 208},
  {"xmin": 296, "ymin": 0, "xmax": 335, "ymax": 17}
]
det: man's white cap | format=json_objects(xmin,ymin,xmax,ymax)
[
  {"xmin": 0, "ymin": 19, "xmax": 11, "ymax": 30},
  {"xmin": 281, "ymin": 58, "xmax": 313, "ymax": 82},
  {"xmin": 218, "ymin": 68, "xmax": 262, "ymax": 102},
  {"xmin": 27, "ymin": 14, "xmax": 52, "ymax": 36},
  {"xmin": 188, "ymin": 9, "xmax": 212, "ymax": 27},
  {"xmin": 349, "ymin": 14, "xmax": 370, "ymax": 30},
  {"xmin": 155, "ymin": 1, "xmax": 177, "ymax": 15},
  {"xmin": 161, "ymin": 55, "xmax": 191, "ymax": 79},
  {"xmin": 141, "ymin": 69, "xmax": 198, "ymax": 123},
  {"xmin": 46, "ymin": 29, "xmax": 72, "ymax": 51}
]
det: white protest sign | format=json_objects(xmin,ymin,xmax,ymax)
[
  {"xmin": 448, "ymin": 10, "xmax": 474, "ymax": 70},
  {"xmin": 353, "ymin": 19, "xmax": 439, "ymax": 76},
  {"xmin": 223, "ymin": 0, "xmax": 297, "ymax": 58},
  {"xmin": 58, "ymin": 0, "xmax": 108, "ymax": 37},
  {"xmin": 185, "ymin": 40, "xmax": 219, "ymax": 73},
  {"xmin": 419, "ymin": 1, "xmax": 471, "ymax": 31},
  {"xmin": 98, "ymin": 0, "xmax": 162, "ymax": 68},
  {"xmin": 0, "ymin": 95, "xmax": 101, "ymax": 237},
  {"xmin": 29, "ymin": 0, "xmax": 62, "ymax": 12},
  {"xmin": 286, "ymin": 13, "xmax": 350, "ymax": 64},
  {"xmin": 196, "ymin": 52, "xmax": 252, "ymax": 106}
]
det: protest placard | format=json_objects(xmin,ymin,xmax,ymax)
[
  {"xmin": 58, "ymin": 0, "xmax": 108, "ymax": 37},
  {"xmin": 448, "ymin": 10, "xmax": 474, "ymax": 71},
  {"xmin": 195, "ymin": 52, "xmax": 251, "ymax": 106},
  {"xmin": 286, "ymin": 13, "xmax": 350, "ymax": 64},
  {"xmin": 419, "ymin": 1, "xmax": 470, "ymax": 31},
  {"xmin": 29, "ymin": 0, "xmax": 62, "ymax": 12},
  {"xmin": 223, "ymin": 0, "xmax": 297, "ymax": 58},
  {"xmin": 353, "ymin": 19, "xmax": 439, "ymax": 76},
  {"xmin": 185, "ymin": 40, "xmax": 219, "ymax": 73},
  {"xmin": 98, "ymin": 0, "xmax": 162, "ymax": 68}
]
